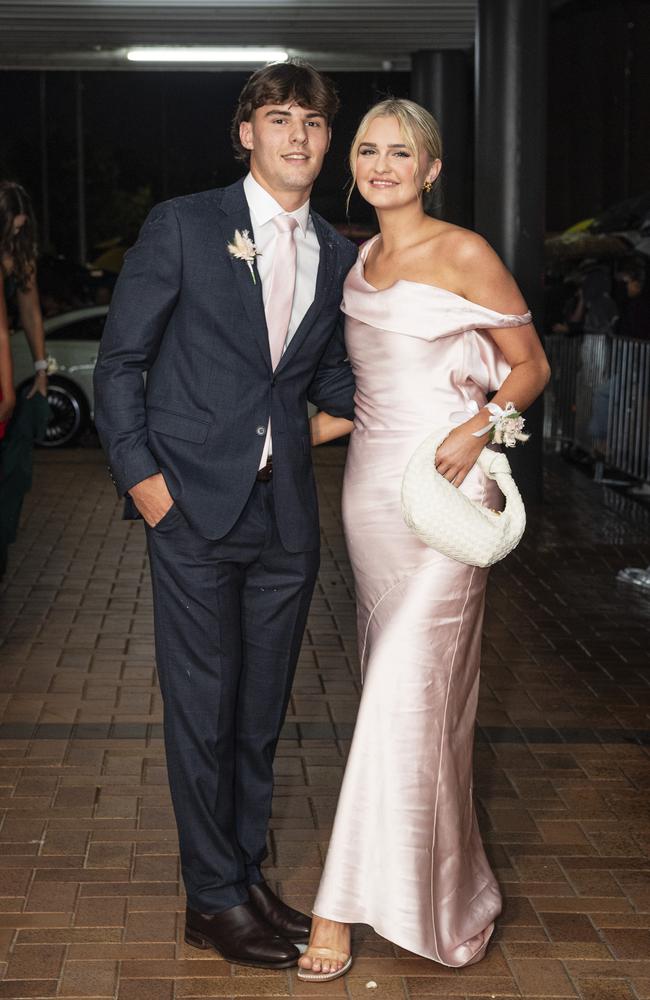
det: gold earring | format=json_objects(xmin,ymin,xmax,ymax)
[{"xmin": 423, "ymin": 179, "xmax": 433, "ymax": 194}]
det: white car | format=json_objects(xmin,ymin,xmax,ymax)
[
  {"xmin": 12, "ymin": 304, "xmax": 320, "ymax": 447},
  {"xmin": 11, "ymin": 306, "xmax": 108, "ymax": 446}
]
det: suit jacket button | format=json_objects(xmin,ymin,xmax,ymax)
[{"xmin": 256, "ymin": 426, "xmax": 266, "ymax": 436}]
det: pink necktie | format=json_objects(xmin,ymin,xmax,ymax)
[
  {"xmin": 265, "ymin": 214, "xmax": 298, "ymax": 369},
  {"xmin": 259, "ymin": 214, "xmax": 298, "ymax": 468}
]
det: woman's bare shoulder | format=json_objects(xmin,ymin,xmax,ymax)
[
  {"xmin": 439, "ymin": 229, "xmax": 512, "ymax": 294},
  {"xmin": 431, "ymin": 225, "xmax": 498, "ymax": 265},
  {"xmin": 427, "ymin": 223, "xmax": 526, "ymax": 310}
]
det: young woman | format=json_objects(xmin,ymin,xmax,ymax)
[
  {"xmin": 0, "ymin": 181, "xmax": 48, "ymax": 420},
  {"xmin": 0, "ymin": 274, "xmax": 13, "ymax": 439},
  {"xmin": 0, "ymin": 181, "xmax": 49, "ymax": 577},
  {"xmin": 299, "ymin": 99, "xmax": 550, "ymax": 980}
]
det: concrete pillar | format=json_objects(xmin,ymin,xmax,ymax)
[
  {"xmin": 39, "ymin": 72, "xmax": 51, "ymax": 251},
  {"xmin": 411, "ymin": 50, "xmax": 472, "ymax": 227},
  {"xmin": 475, "ymin": 0, "xmax": 548, "ymax": 503},
  {"xmin": 75, "ymin": 71, "xmax": 87, "ymax": 265}
]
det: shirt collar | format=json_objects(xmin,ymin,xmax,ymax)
[{"xmin": 244, "ymin": 172, "xmax": 310, "ymax": 236}]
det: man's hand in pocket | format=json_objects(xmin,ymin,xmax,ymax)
[{"xmin": 128, "ymin": 473, "xmax": 174, "ymax": 527}]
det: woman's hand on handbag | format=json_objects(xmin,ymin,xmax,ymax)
[
  {"xmin": 434, "ymin": 425, "xmax": 485, "ymax": 488},
  {"xmin": 402, "ymin": 427, "xmax": 526, "ymax": 566}
]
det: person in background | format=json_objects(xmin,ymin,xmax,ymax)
[
  {"xmin": 0, "ymin": 278, "xmax": 13, "ymax": 438},
  {"xmin": 544, "ymin": 265, "xmax": 574, "ymax": 334},
  {"xmin": 0, "ymin": 181, "xmax": 51, "ymax": 578},
  {"xmin": 565, "ymin": 266, "xmax": 618, "ymax": 339},
  {"xmin": 617, "ymin": 259, "xmax": 650, "ymax": 340},
  {"xmin": 0, "ymin": 182, "xmax": 49, "ymax": 403},
  {"xmin": 549, "ymin": 270, "xmax": 582, "ymax": 336}
]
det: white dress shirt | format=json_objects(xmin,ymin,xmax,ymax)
[
  {"xmin": 243, "ymin": 172, "xmax": 320, "ymax": 345},
  {"xmin": 244, "ymin": 172, "xmax": 321, "ymax": 467}
]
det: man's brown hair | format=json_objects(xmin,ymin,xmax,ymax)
[{"xmin": 231, "ymin": 60, "xmax": 339, "ymax": 164}]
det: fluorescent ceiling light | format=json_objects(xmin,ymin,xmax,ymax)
[{"xmin": 127, "ymin": 47, "xmax": 288, "ymax": 64}]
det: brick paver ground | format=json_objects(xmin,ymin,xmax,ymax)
[{"xmin": 1, "ymin": 444, "xmax": 649, "ymax": 1000}]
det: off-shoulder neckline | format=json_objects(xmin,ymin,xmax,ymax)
[{"xmin": 357, "ymin": 234, "xmax": 532, "ymax": 322}]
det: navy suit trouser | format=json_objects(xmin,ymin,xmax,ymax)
[{"xmin": 146, "ymin": 479, "xmax": 319, "ymax": 913}]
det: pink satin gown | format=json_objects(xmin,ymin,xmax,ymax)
[{"xmin": 312, "ymin": 236, "xmax": 532, "ymax": 967}]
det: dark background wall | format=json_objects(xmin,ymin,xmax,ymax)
[
  {"xmin": 0, "ymin": 0, "xmax": 648, "ymax": 257},
  {"xmin": 546, "ymin": 0, "xmax": 650, "ymax": 230},
  {"xmin": 0, "ymin": 69, "xmax": 408, "ymax": 258}
]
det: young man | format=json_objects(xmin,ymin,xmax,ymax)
[{"xmin": 94, "ymin": 61, "xmax": 357, "ymax": 969}]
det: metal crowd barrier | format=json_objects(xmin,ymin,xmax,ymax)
[{"xmin": 544, "ymin": 333, "xmax": 650, "ymax": 485}]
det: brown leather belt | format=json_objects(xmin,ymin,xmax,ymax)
[{"xmin": 255, "ymin": 459, "xmax": 273, "ymax": 482}]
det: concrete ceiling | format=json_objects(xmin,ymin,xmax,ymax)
[
  {"xmin": 0, "ymin": 0, "xmax": 571, "ymax": 72},
  {"xmin": 0, "ymin": 0, "xmax": 477, "ymax": 71}
]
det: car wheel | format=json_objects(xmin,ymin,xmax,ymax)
[{"xmin": 40, "ymin": 377, "xmax": 90, "ymax": 447}]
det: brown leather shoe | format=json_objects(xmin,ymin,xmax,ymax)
[
  {"xmin": 248, "ymin": 881, "xmax": 312, "ymax": 943},
  {"xmin": 185, "ymin": 902, "xmax": 300, "ymax": 968}
]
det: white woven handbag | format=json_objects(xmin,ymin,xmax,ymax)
[{"xmin": 401, "ymin": 428, "xmax": 526, "ymax": 567}]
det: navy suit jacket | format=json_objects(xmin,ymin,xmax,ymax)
[{"xmin": 93, "ymin": 179, "xmax": 358, "ymax": 552}]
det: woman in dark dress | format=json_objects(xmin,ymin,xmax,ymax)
[{"xmin": 0, "ymin": 181, "xmax": 50, "ymax": 576}]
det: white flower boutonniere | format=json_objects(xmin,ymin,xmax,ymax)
[{"xmin": 227, "ymin": 229, "xmax": 260, "ymax": 284}]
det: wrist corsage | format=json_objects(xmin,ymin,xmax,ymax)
[{"xmin": 472, "ymin": 401, "xmax": 529, "ymax": 447}]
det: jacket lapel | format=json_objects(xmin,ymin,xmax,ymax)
[
  {"xmin": 216, "ymin": 179, "xmax": 272, "ymax": 371},
  {"xmin": 216, "ymin": 183, "xmax": 339, "ymax": 374},
  {"xmin": 275, "ymin": 211, "xmax": 338, "ymax": 374}
]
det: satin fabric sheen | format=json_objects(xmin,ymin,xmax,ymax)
[{"xmin": 312, "ymin": 236, "xmax": 532, "ymax": 967}]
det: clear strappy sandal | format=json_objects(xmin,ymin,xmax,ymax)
[{"xmin": 296, "ymin": 948, "xmax": 353, "ymax": 982}]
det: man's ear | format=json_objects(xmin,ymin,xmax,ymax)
[
  {"xmin": 239, "ymin": 120, "xmax": 254, "ymax": 151},
  {"xmin": 326, "ymin": 126, "xmax": 332, "ymax": 154}
]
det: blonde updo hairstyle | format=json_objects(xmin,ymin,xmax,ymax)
[{"xmin": 347, "ymin": 98, "xmax": 443, "ymax": 213}]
